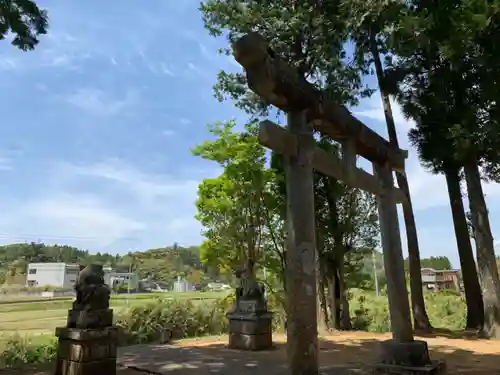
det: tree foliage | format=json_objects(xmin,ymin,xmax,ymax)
[
  {"xmin": 406, "ymin": 256, "xmax": 453, "ymax": 271},
  {"xmin": 193, "ymin": 120, "xmax": 279, "ymax": 277},
  {"xmin": 0, "ymin": 0, "xmax": 48, "ymax": 51}
]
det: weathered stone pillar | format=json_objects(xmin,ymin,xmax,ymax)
[
  {"xmin": 285, "ymin": 111, "xmax": 318, "ymax": 375},
  {"xmin": 54, "ymin": 264, "xmax": 117, "ymax": 375},
  {"xmin": 373, "ymin": 162, "xmax": 413, "ymax": 342},
  {"xmin": 373, "ymin": 163, "xmax": 445, "ymax": 374}
]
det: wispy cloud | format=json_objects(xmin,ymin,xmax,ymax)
[
  {"xmin": 66, "ymin": 88, "xmax": 140, "ymax": 116},
  {"xmin": 0, "ymin": 158, "xmax": 13, "ymax": 171},
  {"xmin": 354, "ymin": 94, "xmax": 414, "ymax": 148},
  {"xmin": 51, "ymin": 159, "xmax": 203, "ymax": 208},
  {"xmin": 162, "ymin": 129, "xmax": 176, "ymax": 137},
  {"xmin": 0, "ymin": 158, "xmax": 208, "ymax": 251}
]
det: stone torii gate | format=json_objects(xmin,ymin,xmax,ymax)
[{"xmin": 233, "ymin": 33, "xmax": 445, "ymax": 375}]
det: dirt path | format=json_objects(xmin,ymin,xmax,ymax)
[
  {"xmin": 118, "ymin": 331, "xmax": 500, "ymax": 375},
  {"xmin": 5, "ymin": 331, "xmax": 500, "ymax": 375}
]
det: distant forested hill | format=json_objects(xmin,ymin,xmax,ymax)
[{"xmin": 0, "ymin": 242, "xmax": 207, "ymax": 286}]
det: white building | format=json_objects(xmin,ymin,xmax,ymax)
[
  {"xmin": 26, "ymin": 263, "xmax": 80, "ymax": 289},
  {"xmin": 173, "ymin": 276, "xmax": 191, "ymax": 292},
  {"xmin": 105, "ymin": 271, "xmax": 139, "ymax": 290},
  {"xmin": 26, "ymin": 262, "xmax": 138, "ymax": 291}
]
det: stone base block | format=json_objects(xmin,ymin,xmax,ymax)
[
  {"xmin": 372, "ymin": 360, "xmax": 446, "ymax": 375},
  {"xmin": 228, "ymin": 332, "xmax": 273, "ymax": 350},
  {"xmin": 227, "ymin": 311, "xmax": 273, "ymax": 351},
  {"xmin": 372, "ymin": 339, "xmax": 446, "ymax": 374},
  {"xmin": 55, "ymin": 327, "xmax": 118, "ymax": 375}
]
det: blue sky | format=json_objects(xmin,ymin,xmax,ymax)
[{"xmin": 0, "ymin": 0, "xmax": 498, "ymax": 267}]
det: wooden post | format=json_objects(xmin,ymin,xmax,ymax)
[
  {"xmin": 373, "ymin": 162, "xmax": 414, "ymax": 342},
  {"xmin": 286, "ymin": 111, "xmax": 318, "ymax": 375}
]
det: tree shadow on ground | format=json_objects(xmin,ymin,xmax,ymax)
[
  {"xmin": 415, "ymin": 327, "xmax": 482, "ymax": 341},
  {"xmin": 117, "ymin": 335, "xmax": 500, "ymax": 375}
]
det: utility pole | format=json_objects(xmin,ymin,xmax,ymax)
[{"xmin": 127, "ymin": 252, "xmax": 134, "ymax": 306}]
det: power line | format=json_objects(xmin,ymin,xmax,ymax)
[{"xmin": 0, "ymin": 232, "xmax": 99, "ymax": 241}]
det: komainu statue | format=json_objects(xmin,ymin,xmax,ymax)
[{"xmin": 67, "ymin": 264, "xmax": 113, "ymax": 329}]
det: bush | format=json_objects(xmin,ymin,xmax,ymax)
[
  {"xmin": 115, "ymin": 297, "xmax": 229, "ymax": 343},
  {"xmin": 0, "ymin": 334, "xmax": 57, "ymax": 368},
  {"xmin": 349, "ymin": 290, "xmax": 467, "ymax": 332}
]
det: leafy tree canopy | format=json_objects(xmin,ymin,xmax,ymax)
[{"xmin": 0, "ymin": 0, "xmax": 48, "ymax": 51}]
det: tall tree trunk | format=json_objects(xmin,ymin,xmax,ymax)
[
  {"xmin": 319, "ymin": 276, "xmax": 329, "ymax": 330},
  {"xmin": 338, "ymin": 255, "xmax": 352, "ymax": 330},
  {"xmin": 316, "ymin": 235, "xmax": 329, "ymax": 331},
  {"xmin": 444, "ymin": 166, "xmax": 484, "ymax": 330},
  {"xmin": 326, "ymin": 269, "xmax": 339, "ymax": 330},
  {"xmin": 370, "ymin": 33, "xmax": 432, "ymax": 332},
  {"xmin": 463, "ymin": 158, "xmax": 500, "ymax": 339}
]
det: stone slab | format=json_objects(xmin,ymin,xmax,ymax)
[
  {"xmin": 57, "ymin": 338, "xmax": 117, "ymax": 362},
  {"xmin": 55, "ymin": 327, "xmax": 118, "ymax": 341},
  {"xmin": 55, "ymin": 358, "xmax": 116, "ymax": 375},
  {"xmin": 229, "ymin": 316, "xmax": 272, "ymax": 335},
  {"xmin": 371, "ymin": 360, "xmax": 446, "ymax": 375},
  {"xmin": 227, "ymin": 311, "xmax": 273, "ymax": 320},
  {"xmin": 228, "ymin": 332, "xmax": 273, "ymax": 351},
  {"xmin": 379, "ymin": 340, "xmax": 431, "ymax": 367}
]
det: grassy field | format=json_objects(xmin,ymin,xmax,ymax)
[{"xmin": 0, "ymin": 291, "xmax": 228, "ymax": 336}]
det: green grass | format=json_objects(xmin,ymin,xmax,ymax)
[{"xmin": 0, "ymin": 291, "xmax": 229, "ymax": 336}]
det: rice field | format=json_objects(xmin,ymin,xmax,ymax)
[{"xmin": 0, "ymin": 292, "xmax": 227, "ymax": 336}]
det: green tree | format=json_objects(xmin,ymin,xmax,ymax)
[
  {"xmin": 0, "ymin": 0, "xmax": 48, "ymax": 50},
  {"xmin": 342, "ymin": 0, "xmax": 432, "ymax": 331},
  {"xmin": 407, "ymin": 121, "xmax": 484, "ymax": 330},
  {"xmin": 386, "ymin": 0, "xmax": 500, "ymax": 336},
  {"xmin": 418, "ymin": 257, "xmax": 453, "ymax": 271},
  {"xmin": 193, "ymin": 120, "xmax": 278, "ymax": 279}
]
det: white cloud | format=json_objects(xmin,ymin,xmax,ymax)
[
  {"xmin": 354, "ymin": 94, "xmax": 414, "ymax": 149},
  {"xmin": 0, "ymin": 158, "xmax": 13, "ymax": 171},
  {"xmin": 162, "ymin": 129, "xmax": 176, "ymax": 137},
  {"xmin": 0, "ymin": 159, "xmax": 208, "ymax": 252},
  {"xmin": 52, "ymin": 159, "xmax": 201, "ymax": 206},
  {"xmin": 66, "ymin": 88, "xmax": 139, "ymax": 116},
  {"xmin": 24, "ymin": 195, "xmax": 144, "ymax": 245},
  {"xmin": 160, "ymin": 63, "xmax": 175, "ymax": 76}
]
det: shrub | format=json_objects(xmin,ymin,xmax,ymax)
[
  {"xmin": 115, "ymin": 297, "xmax": 228, "ymax": 343},
  {"xmin": 0, "ymin": 334, "xmax": 57, "ymax": 368}
]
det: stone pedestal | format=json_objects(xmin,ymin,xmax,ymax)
[
  {"xmin": 227, "ymin": 299, "xmax": 273, "ymax": 351},
  {"xmin": 372, "ymin": 340, "xmax": 446, "ymax": 375},
  {"xmin": 54, "ymin": 327, "xmax": 118, "ymax": 375}
]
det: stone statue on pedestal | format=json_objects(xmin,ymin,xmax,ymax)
[
  {"xmin": 228, "ymin": 263, "xmax": 273, "ymax": 350},
  {"xmin": 55, "ymin": 264, "xmax": 118, "ymax": 375},
  {"xmin": 67, "ymin": 264, "xmax": 113, "ymax": 329}
]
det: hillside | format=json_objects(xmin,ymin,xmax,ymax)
[{"xmin": 0, "ymin": 242, "xmax": 206, "ymax": 287}]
